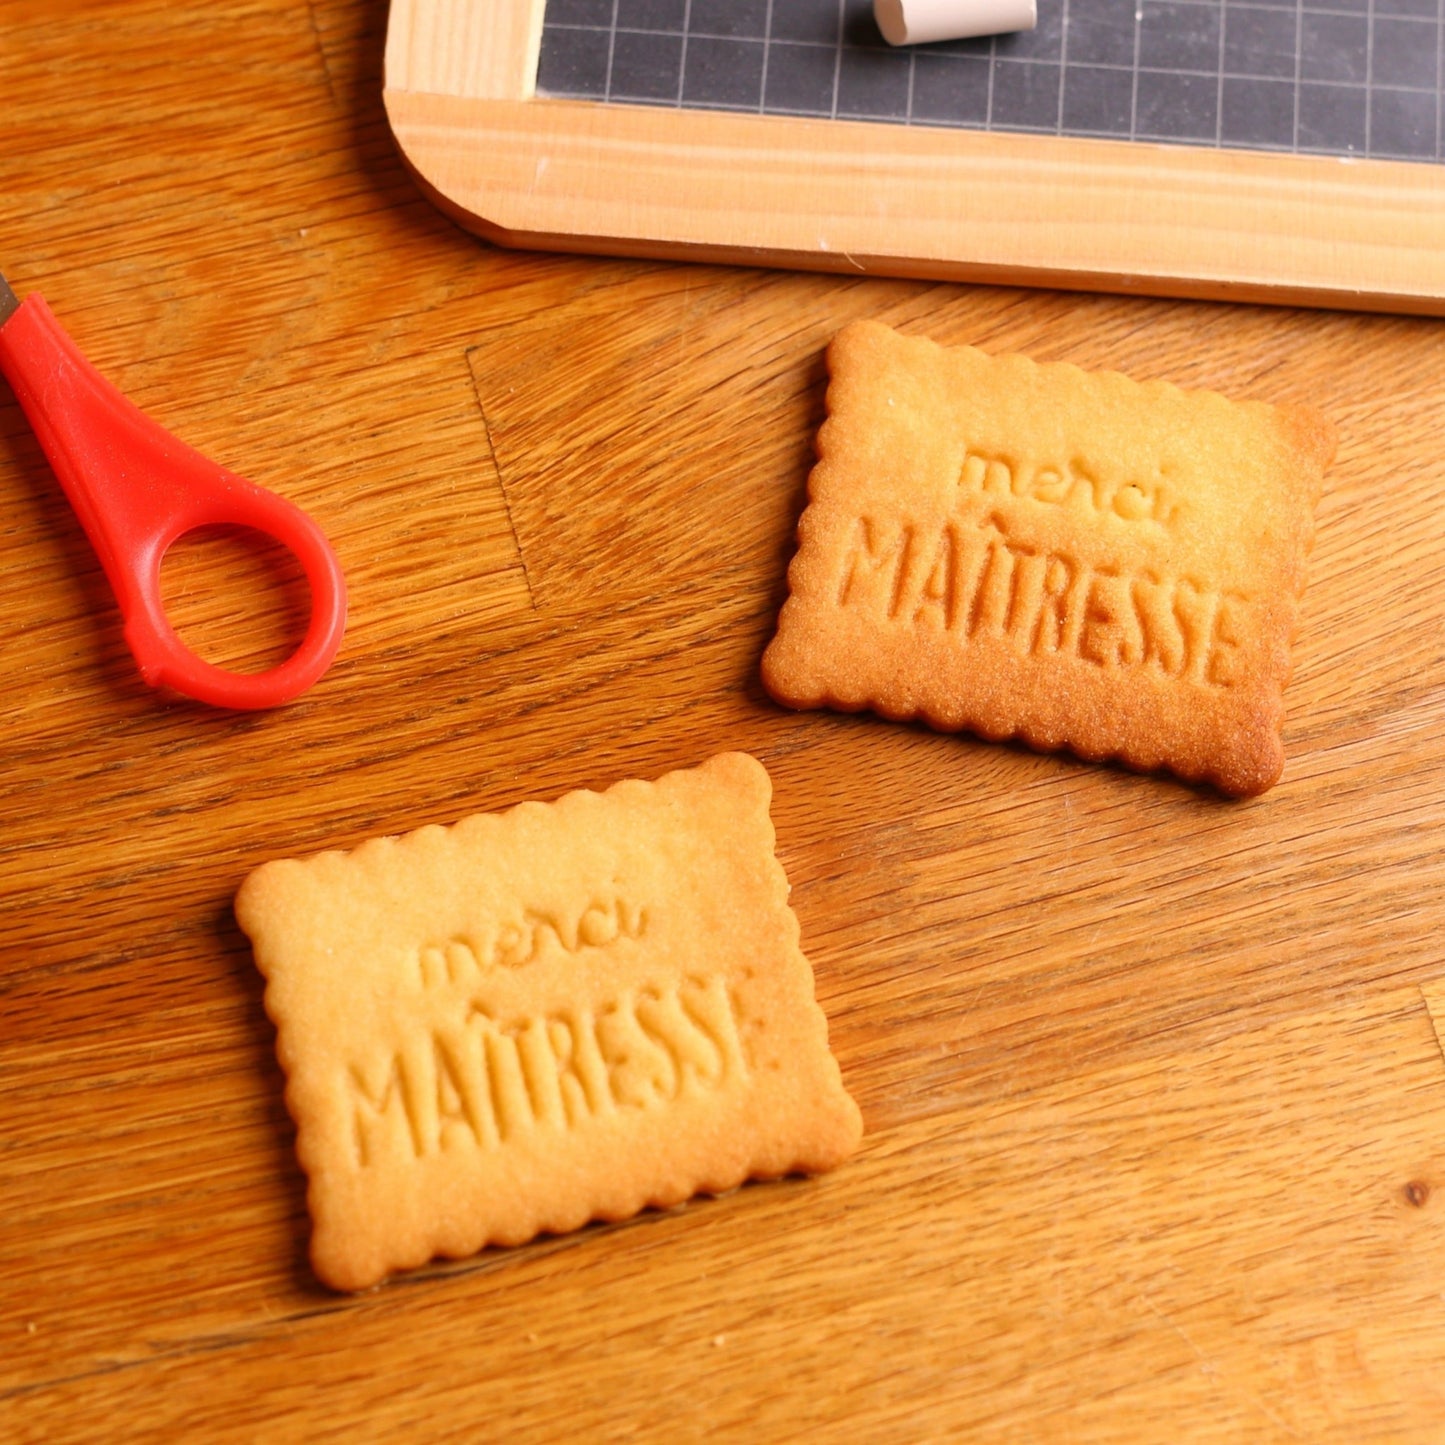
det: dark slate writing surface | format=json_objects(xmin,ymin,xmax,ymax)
[{"xmin": 537, "ymin": 0, "xmax": 1445, "ymax": 164}]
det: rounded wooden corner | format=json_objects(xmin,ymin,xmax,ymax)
[{"xmin": 382, "ymin": 84, "xmax": 1445, "ymax": 317}]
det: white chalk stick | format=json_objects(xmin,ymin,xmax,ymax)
[{"xmin": 874, "ymin": 0, "xmax": 1038, "ymax": 45}]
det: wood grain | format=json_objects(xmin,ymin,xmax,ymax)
[
  {"xmin": 2, "ymin": 2, "xmax": 1444, "ymax": 1441},
  {"xmin": 385, "ymin": 0, "xmax": 542, "ymax": 101},
  {"xmin": 382, "ymin": 0, "xmax": 1445, "ymax": 315}
]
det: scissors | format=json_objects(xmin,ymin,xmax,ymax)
[{"xmin": 0, "ymin": 272, "xmax": 346, "ymax": 710}]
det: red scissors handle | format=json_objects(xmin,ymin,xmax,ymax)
[{"xmin": 0, "ymin": 292, "xmax": 346, "ymax": 710}]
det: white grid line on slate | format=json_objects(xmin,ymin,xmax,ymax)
[
  {"xmin": 1129, "ymin": 0, "xmax": 1142, "ymax": 142},
  {"xmin": 1057, "ymin": 0, "xmax": 1071, "ymax": 135},
  {"xmin": 1292, "ymin": 0, "xmax": 1304, "ymax": 149},
  {"xmin": 1365, "ymin": 0, "xmax": 1375, "ymax": 152}
]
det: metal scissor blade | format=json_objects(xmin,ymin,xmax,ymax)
[{"xmin": 0, "ymin": 273, "xmax": 19, "ymax": 328}]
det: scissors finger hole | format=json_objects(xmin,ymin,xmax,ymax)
[{"xmin": 159, "ymin": 523, "xmax": 313, "ymax": 675}]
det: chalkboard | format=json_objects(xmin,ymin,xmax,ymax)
[
  {"xmin": 383, "ymin": 0, "xmax": 1445, "ymax": 313},
  {"xmin": 537, "ymin": 0, "xmax": 1444, "ymax": 165}
]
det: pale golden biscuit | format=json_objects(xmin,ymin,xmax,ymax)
[
  {"xmin": 762, "ymin": 321, "xmax": 1336, "ymax": 797},
  {"xmin": 235, "ymin": 752, "xmax": 861, "ymax": 1291}
]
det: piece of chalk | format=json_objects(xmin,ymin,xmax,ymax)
[{"xmin": 874, "ymin": 0, "xmax": 1037, "ymax": 45}]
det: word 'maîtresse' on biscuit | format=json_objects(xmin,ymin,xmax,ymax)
[
  {"xmin": 762, "ymin": 321, "xmax": 1337, "ymax": 797},
  {"xmin": 234, "ymin": 752, "xmax": 861, "ymax": 1291}
]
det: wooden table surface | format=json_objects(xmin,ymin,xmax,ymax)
[{"xmin": 3, "ymin": 3, "xmax": 1444, "ymax": 1441}]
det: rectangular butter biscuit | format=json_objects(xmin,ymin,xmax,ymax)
[
  {"xmin": 235, "ymin": 752, "xmax": 861, "ymax": 1291},
  {"xmin": 762, "ymin": 321, "xmax": 1336, "ymax": 797}
]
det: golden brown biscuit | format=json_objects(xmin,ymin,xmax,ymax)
[
  {"xmin": 762, "ymin": 321, "xmax": 1336, "ymax": 797},
  {"xmin": 235, "ymin": 752, "xmax": 861, "ymax": 1291}
]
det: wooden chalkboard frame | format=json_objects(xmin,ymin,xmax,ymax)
[{"xmin": 383, "ymin": 0, "xmax": 1445, "ymax": 315}]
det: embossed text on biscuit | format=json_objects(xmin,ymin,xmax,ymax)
[
  {"xmin": 836, "ymin": 512, "xmax": 1249, "ymax": 686},
  {"xmin": 954, "ymin": 447, "xmax": 1180, "ymax": 526},
  {"xmin": 346, "ymin": 973, "xmax": 748, "ymax": 1167},
  {"xmin": 415, "ymin": 887, "xmax": 648, "ymax": 987}
]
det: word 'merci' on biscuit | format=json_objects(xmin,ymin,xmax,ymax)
[
  {"xmin": 761, "ymin": 321, "xmax": 1337, "ymax": 797},
  {"xmin": 234, "ymin": 753, "xmax": 862, "ymax": 1292}
]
